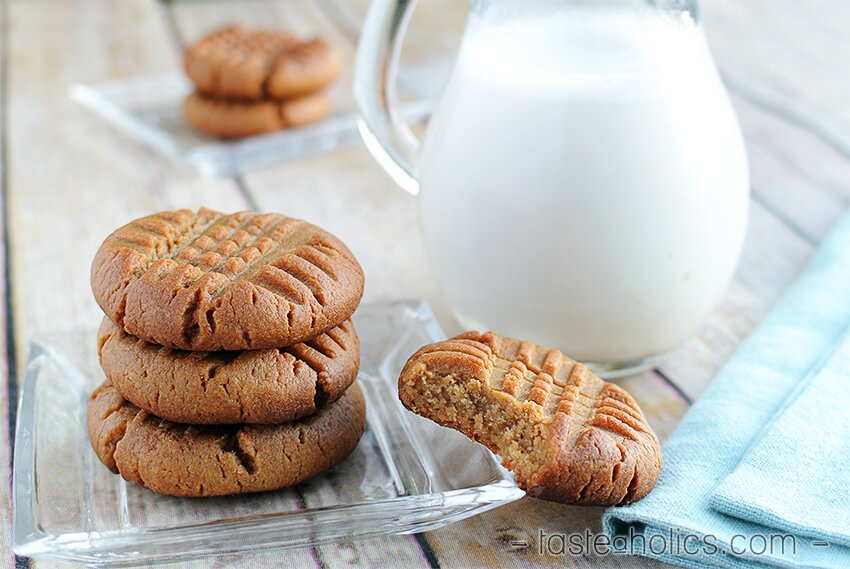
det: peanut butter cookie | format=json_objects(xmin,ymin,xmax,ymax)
[
  {"xmin": 398, "ymin": 332, "xmax": 662, "ymax": 506},
  {"xmin": 185, "ymin": 25, "xmax": 341, "ymax": 101},
  {"xmin": 182, "ymin": 90, "xmax": 330, "ymax": 139},
  {"xmin": 98, "ymin": 317, "xmax": 359, "ymax": 424},
  {"xmin": 91, "ymin": 208, "xmax": 364, "ymax": 351},
  {"xmin": 87, "ymin": 380, "xmax": 366, "ymax": 497}
]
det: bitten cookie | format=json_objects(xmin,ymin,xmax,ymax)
[
  {"xmin": 91, "ymin": 208, "xmax": 364, "ymax": 351},
  {"xmin": 182, "ymin": 90, "xmax": 330, "ymax": 139},
  {"xmin": 398, "ymin": 332, "xmax": 662, "ymax": 506},
  {"xmin": 185, "ymin": 25, "xmax": 341, "ymax": 101},
  {"xmin": 98, "ymin": 317, "xmax": 359, "ymax": 424},
  {"xmin": 87, "ymin": 380, "xmax": 366, "ymax": 497}
]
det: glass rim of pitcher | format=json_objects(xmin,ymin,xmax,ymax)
[{"xmin": 469, "ymin": 0, "xmax": 700, "ymax": 23}]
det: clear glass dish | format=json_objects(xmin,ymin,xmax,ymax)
[
  {"xmin": 12, "ymin": 300, "xmax": 524, "ymax": 566},
  {"xmin": 69, "ymin": 72, "xmax": 431, "ymax": 178},
  {"xmin": 67, "ymin": 0, "xmax": 468, "ymax": 178}
]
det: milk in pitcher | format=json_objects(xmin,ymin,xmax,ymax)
[{"xmin": 418, "ymin": 5, "xmax": 749, "ymax": 363}]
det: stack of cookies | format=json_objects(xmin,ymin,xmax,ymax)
[
  {"xmin": 86, "ymin": 208, "xmax": 366, "ymax": 497},
  {"xmin": 182, "ymin": 25, "xmax": 341, "ymax": 139}
]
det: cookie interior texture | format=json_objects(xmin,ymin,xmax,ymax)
[
  {"xmin": 398, "ymin": 332, "xmax": 662, "ymax": 506},
  {"xmin": 98, "ymin": 317, "xmax": 360, "ymax": 424},
  {"xmin": 87, "ymin": 380, "xmax": 366, "ymax": 497}
]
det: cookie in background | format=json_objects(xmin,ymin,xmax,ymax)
[{"xmin": 182, "ymin": 25, "xmax": 341, "ymax": 139}]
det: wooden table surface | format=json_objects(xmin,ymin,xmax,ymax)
[{"xmin": 2, "ymin": 1, "xmax": 849, "ymax": 567}]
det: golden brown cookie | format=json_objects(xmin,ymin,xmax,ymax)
[
  {"xmin": 398, "ymin": 332, "xmax": 662, "ymax": 506},
  {"xmin": 182, "ymin": 90, "xmax": 330, "ymax": 139},
  {"xmin": 184, "ymin": 25, "xmax": 341, "ymax": 101},
  {"xmin": 266, "ymin": 38, "xmax": 342, "ymax": 99},
  {"xmin": 98, "ymin": 317, "xmax": 359, "ymax": 425},
  {"xmin": 87, "ymin": 380, "xmax": 366, "ymax": 497},
  {"xmin": 91, "ymin": 208, "xmax": 364, "ymax": 351},
  {"xmin": 184, "ymin": 25, "xmax": 297, "ymax": 101}
]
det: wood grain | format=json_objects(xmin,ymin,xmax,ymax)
[
  {"xmin": 5, "ymin": 0, "xmax": 247, "ymax": 359},
  {"xmin": 3, "ymin": 0, "xmax": 850, "ymax": 568},
  {"xmin": 0, "ymin": 1, "xmax": 13, "ymax": 563},
  {"xmin": 734, "ymin": 94, "xmax": 850, "ymax": 242},
  {"xmin": 702, "ymin": 0, "xmax": 850, "ymax": 159},
  {"xmin": 3, "ymin": 1, "xmax": 254, "ymax": 568}
]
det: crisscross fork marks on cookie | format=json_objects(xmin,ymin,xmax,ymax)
[
  {"xmin": 124, "ymin": 211, "xmax": 304, "ymax": 287},
  {"xmin": 92, "ymin": 208, "xmax": 364, "ymax": 351},
  {"xmin": 187, "ymin": 26, "xmax": 296, "ymax": 100},
  {"xmin": 110, "ymin": 210, "xmax": 224, "ymax": 274},
  {"xmin": 324, "ymin": 320, "xmax": 353, "ymax": 351},
  {"xmin": 185, "ymin": 25, "xmax": 340, "ymax": 101},
  {"xmin": 589, "ymin": 385, "xmax": 649, "ymax": 442},
  {"xmin": 110, "ymin": 215, "xmax": 190, "ymax": 254},
  {"xmin": 206, "ymin": 221, "xmax": 324, "ymax": 301},
  {"xmin": 398, "ymin": 331, "xmax": 663, "ymax": 505},
  {"xmin": 245, "ymin": 244, "xmax": 347, "ymax": 327},
  {"xmin": 452, "ymin": 333, "xmax": 651, "ymax": 445},
  {"xmin": 195, "ymin": 215, "xmax": 304, "ymax": 281},
  {"xmin": 169, "ymin": 211, "xmax": 263, "ymax": 271}
]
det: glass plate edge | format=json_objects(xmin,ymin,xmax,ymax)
[
  {"xmin": 11, "ymin": 300, "xmax": 525, "ymax": 564},
  {"xmin": 69, "ymin": 74, "xmax": 432, "ymax": 178}
]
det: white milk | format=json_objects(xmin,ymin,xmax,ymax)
[{"xmin": 418, "ymin": 7, "xmax": 749, "ymax": 363}]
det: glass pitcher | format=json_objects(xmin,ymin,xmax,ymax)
[{"xmin": 355, "ymin": 0, "xmax": 749, "ymax": 376}]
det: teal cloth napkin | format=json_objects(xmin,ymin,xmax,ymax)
[
  {"xmin": 711, "ymin": 330, "xmax": 850, "ymax": 551},
  {"xmin": 602, "ymin": 211, "xmax": 850, "ymax": 569}
]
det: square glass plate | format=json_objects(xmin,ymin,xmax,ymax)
[
  {"xmin": 67, "ymin": 0, "xmax": 469, "ymax": 177},
  {"xmin": 12, "ymin": 300, "xmax": 524, "ymax": 566},
  {"xmin": 70, "ymin": 72, "xmax": 432, "ymax": 178}
]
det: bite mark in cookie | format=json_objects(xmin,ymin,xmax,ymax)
[{"xmin": 398, "ymin": 331, "xmax": 662, "ymax": 505}]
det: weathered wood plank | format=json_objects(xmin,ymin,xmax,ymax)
[
  {"xmin": 5, "ymin": 0, "xmax": 247, "ymax": 356},
  {"xmin": 424, "ymin": 499, "xmax": 673, "ymax": 569},
  {"xmin": 4, "ymin": 1, "xmax": 253, "ymax": 568},
  {"xmin": 703, "ymin": 0, "xmax": 850, "ymax": 155},
  {"xmin": 5, "ymin": 1, "xmax": 850, "ymax": 569},
  {"xmin": 0, "ymin": 0, "xmax": 14, "ymax": 562},
  {"xmin": 170, "ymin": 0, "xmax": 352, "ymax": 43},
  {"xmin": 732, "ymin": 94, "xmax": 850, "ymax": 243}
]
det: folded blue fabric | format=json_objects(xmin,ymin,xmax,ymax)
[
  {"xmin": 602, "ymin": 211, "xmax": 850, "ymax": 569},
  {"xmin": 711, "ymin": 330, "xmax": 850, "ymax": 550}
]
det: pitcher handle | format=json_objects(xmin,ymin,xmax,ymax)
[{"xmin": 355, "ymin": 0, "xmax": 422, "ymax": 195}]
